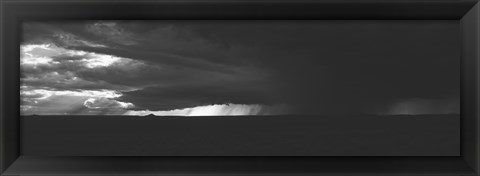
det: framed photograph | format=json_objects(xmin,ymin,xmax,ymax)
[{"xmin": 1, "ymin": 0, "xmax": 479, "ymax": 175}]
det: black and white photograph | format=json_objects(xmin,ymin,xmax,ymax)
[{"xmin": 2, "ymin": 1, "xmax": 480, "ymax": 175}]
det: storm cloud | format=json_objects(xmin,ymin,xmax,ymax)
[{"xmin": 21, "ymin": 20, "xmax": 460, "ymax": 116}]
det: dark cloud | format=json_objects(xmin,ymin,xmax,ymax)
[
  {"xmin": 21, "ymin": 20, "xmax": 460, "ymax": 115},
  {"xmin": 86, "ymin": 21, "xmax": 139, "ymax": 46}
]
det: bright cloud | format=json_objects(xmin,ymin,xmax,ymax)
[
  {"xmin": 21, "ymin": 89, "xmax": 123, "ymax": 100},
  {"xmin": 20, "ymin": 43, "xmax": 144, "ymax": 115},
  {"xmin": 82, "ymin": 54, "xmax": 121, "ymax": 68},
  {"xmin": 84, "ymin": 97, "xmax": 134, "ymax": 109},
  {"xmin": 21, "ymin": 89, "xmax": 134, "ymax": 115},
  {"xmin": 21, "ymin": 56, "xmax": 55, "ymax": 65},
  {"xmin": 21, "ymin": 44, "xmax": 132, "ymax": 68}
]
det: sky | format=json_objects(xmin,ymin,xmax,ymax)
[{"xmin": 20, "ymin": 20, "xmax": 460, "ymax": 116}]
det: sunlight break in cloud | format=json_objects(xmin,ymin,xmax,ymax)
[
  {"xmin": 124, "ymin": 104, "xmax": 291, "ymax": 116},
  {"xmin": 84, "ymin": 97, "xmax": 134, "ymax": 109}
]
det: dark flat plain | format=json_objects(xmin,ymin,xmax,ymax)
[{"xmin": 21, "ymin": 115, "xmax": 459, "ymax": 156}]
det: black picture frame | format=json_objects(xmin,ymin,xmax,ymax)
[{"xmin": 1, "ymin": 0, "xmax": 479, "ymax": 175}]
